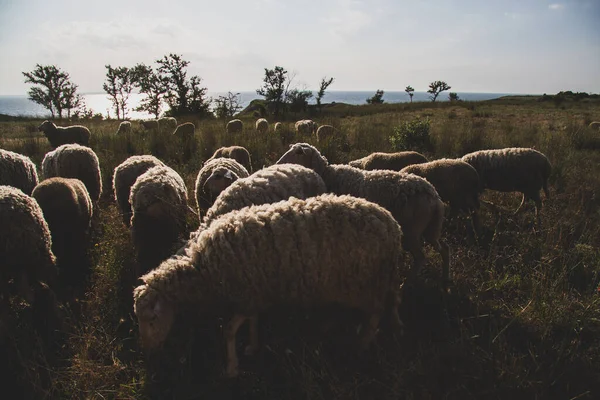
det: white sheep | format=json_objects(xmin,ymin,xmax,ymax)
[
  {"xmin": 41, "ymin": 144, "xmax": 102, "ymax": 202},
  {"xmin": 277, "ymin": 143, "xmax": 449, "ymax": 286},
  {"xmin": 349, "ymin": 151, "xmax": 428, "ymax": 171},
  {"xmin": 0, "ymin": 148, "xmax": 39, "ymax": 195},
  {"xmin": 112, "ymin": 155, "xmax": 166, "ymax": 226},
  {"xmin": 38, "ymin": 120, "xmax": 91, "ymax": 148},
  {"xmin": 295, "ymin": 120, "xmax": 317, "ymax": 136},
  {"xmin": 273, "ymin": 122, "xmax": 283, "ymax": 132},
  {"xmin": 205, "ymin": 145, "xmax": 252, "ymax": 173},
  {"xmin": 226, "ymin": 119, "xmax": 243, "ymax": 134},
  {"xmin": 461, "ymin": 147, "xmax": 552, "ymax": 225},
  {"xmin": 316, "ymin": 124, "xmax": 334, "ymax": 143},
  {"xmin": 255, "ymin": 118, "xmax": 269, "ymax": 133},
  {"xmin": 134, "ymin": 194, "xmax": 406, "ymax": 377},
  {"xmin": 116, "ymin": 121, "xmax": 132, "ymax": 135}
]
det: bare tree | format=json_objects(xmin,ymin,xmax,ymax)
[{"xmin": 316, "ymin": 77, "xmax": 335, "ymax": 111}]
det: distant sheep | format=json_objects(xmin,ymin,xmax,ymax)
[
  {"xmin": 349, "ymin": 151, "xmax": 428, "ymax": 171},
  {"xmin": 159, "ymin": 117, "xmax": 178, "ymax": 130},
  {"xmin": 274, "ymin": 122, "xmax": 283, "ymax": 132},
  {"xmin": 205, "ymin": 145, "xmax": 252, "ymax": 173},
  {"xmin": 173, "ymin": 122, "xmax": 195, "ymax": 140},
  {"xmin": 141, "ymin": 119, "xmax": 159, "ymax": 130},
  {"xmin": 38, "ymin": 120, "xmax": 91, "ymax": 148},
  {"xmin": 589, "ymin": 121, "xmax": 600, "ymax": 131},
  {"xmin": 316, "ymin": 125, "xmax": 334, "ymax": 143},
  {"xmin": 226, "ymin": 119, "xmax": 243, "ymax": 134},
  {"xmin": 295, "ymin": 119, "xmax": 317, "ymax": 136},
  {"xmin": 194, "ymin": 157, "xmax": 249, "ymax": 218},
  {"xmin": 277, "ymin": 143, "xmax": 449, "ymax": 286},
  {"xmin": 0, "ymin": 148, "xmax": 39, "ymax": 195},
  {"xmin": 113, "ymin": 155, "xmax": 166, "ymax": 226},
  {"xmin": 255, "ymin": 118, "xmax": 269, "ymax": 133},
  {"xmin": 41, "ymin": 144, "xmax": 102, "ymax": 202},
  {"xmin": 134, "ymin": 194, "xmax": 406, "ymax": 377},
  {"xmin": 116, "ymin": 121, "xmax": 132, "ymax": 135},
  {"xmin": 130, "ymin": 165, "xmax": 189, "ymax": 273},
  {"xmin": 461, "ymin": 147, "xmax": 552, "ymax": 224}
]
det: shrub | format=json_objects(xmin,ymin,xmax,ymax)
[{"xmin": 389, "ymin": 117, "xmax": 432, "ymax": 152}]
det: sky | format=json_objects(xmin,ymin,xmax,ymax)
[{"xmin": 0, "ymin": 0, "xmax": 598, "ymax": 95}]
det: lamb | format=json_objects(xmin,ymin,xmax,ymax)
[
  {"xmin": 277, "ymin": 143, "xmax": 449, "ymax": 286},
  {"xmin": 141, "ymin": 119, "xmax": 159, "ymax": 130},
  {"xmin": 316, "ymin": 124, "xmax": 334, "ymax": 143},
  {"xmin": 116, "ymin": 121, "xmax": 132, "ymax": 135},
  {"xmin": 194, "ymin": 157, "xmax": 249, "ymax": 218},
  {"xmin": 349, "ymin": 151, "xmax": 428, "ymax": 171},
  {"xmin": 134, "ymin": 194, "xmax": 406, "ymax": 377},
  {"xmin": 158, "ymin": 117, "xmax": 178, "ymax": 130},
  {"xmin": 0, "ymin": 148, "xmax": 39, "ymax": 195},
  {"xmin": 255, "ymin": 118, "xmax": 269, "ymax": 133},
  {"xmin": 172, "ymin": 122, "xmax": 195, "ymax": 140},
  {"xmin": 129, "ymin": 165, "xmax": 189, "ymax": 273},
  {"xmin": 38, "ymin": 120, "xmax": 91, "ymax": 148},
  {"xmin": 41, "ymin": 144, "xmax": 102, "ymax": 202},
  {"xmin": 401, "ymin": 159, "xmax": 482, "ymax": 231},
  {"xmin": 0, "ymin": 185, "xmax": 57, "ymax": 305},
  {"xmin": 295, "ymin": 119, "xmax": 317, "ymax": 136},
  {"xmin": 205, "ymin": 145, "xmax": 252, "ymax": 173},
  {"xmin": 226, "ymin": 119, "xmax": 243, "ymax": 134},
  {"xmin": 31, "ymin": 178, "xmax": 93, "ymax": 293},
  {"xmin": 112, "ymin": 155, "xmax": 166, "ymax": 226},
  {"xmin": 461, "ymin": 147, "xmax": 552, "ymax": 224}
]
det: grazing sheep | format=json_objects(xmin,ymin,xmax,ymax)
[
  {"xmin": 31, "ymin": 178, "xmax": 93, "ymax": 293},
  {"xmin": 255, "ymin": 118, "xmax": 269, "ymax": 133},
  {"xmin": 134, "ymin": 194, "xmax": 406, "ymax": 377},
  {"xmin": 116, "ymin": 121, "xmax": 132, "ymax": 135},
  {"xmin": 41, "ymin": 144, "xmax": 102, "ymax": 202},
  {"xmin": 0, "ymin": 185, "xmax": 57, "ymax": 304},
  {"xmin": 141, "ymin": 119, "xmax": 159, "ymax": 130},
  {"xmin": 316, "ymin": 125, "xmax": 334, "ymax": 143},
  {"xmin": 130, "ymin": 165, "xmax": 189, "ymax": 273},
  {"xmin": 205, "ymin": 145, "xmax": 252, "ymax": 173},
  {"xmin": 0, "ymin": 149, "xmax": 39, "ymax": 195},
  {"xmin": 277, "ymin": 143, "xmax": 449, "ymax": 286},
  {"xmin": 113, "ymin": 155, "xmax": 166, "ymax": 226},
  {"xmin": 401, "ymin": 159, "xmax": 482, "ymax": 231},
  {"xmin": 173, "ymin": 122, "xmax": 195, "ymax": 140},
  {"xmin": 38, "ymin": 120, "xmax": 91, "ymax": 148},
  {"xmin": 589, "ymin": 121, "xmax": 600, "ymax": 131},
  {"xmin": 349, "ymin": 151, "xmax": 428, "ymax": 171},
  {"xmin": 461, "ymin": 147, "xmax": 552, "ymax": 224},
  {"xmin": 194, "ymin": 158, "xmax": 249, "ymax": 217},
  {"xmin": 158, "ymin": 117, "xmax": 178, "ymax": 130},
  {"xmin": 295, "ymin": 119, "xmax": 317, "ymax": 136},
  {"xmin": 226, "ymin": 119, "xmax": 243, "ymax": 134},
  {"xmin": 274, "ymin": 122, "xmax": 283, "ymax": 132}
]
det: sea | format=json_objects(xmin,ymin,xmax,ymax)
[{"xmin": 0, "ymin": 91, "xmax": 518, "ymax": 119}]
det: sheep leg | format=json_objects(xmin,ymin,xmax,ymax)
[
  {"xmin": 358, "ymin": 313, "xmax": 381, "ymax": 351},
  {"xmin": 244, "ymin": 315, "xmax": 259, "ymax": 356},
  {"xmin": 224, "ymin": 314, "xmax": 248, "ymax": 378},
  {"xmin": 513, "ymin": 193, "xmax": 529, "ymax": 215}
]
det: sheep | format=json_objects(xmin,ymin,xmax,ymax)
[
  {"xmin": 349, "ymin": 151, "xmax": 428, "ymax": 171},
  {"xmin": 141, "ymin": 119, "xmax": 159, "ymax": 130},
  {"xmin": 0, "ymin": 185, "xmax": 57, "ymax": 305},
  {"xmin": 401, "ymin": 159, "xmax": 482, "ymax": 232},
  {"xmin": 226, "ymin": 119, "xmax": 243, "ymax": 134},
  {"xmin": 134, "ymin": 193, "xmax": 406, "ymax": 378},
  {"xmin": 461, "ymin": 147, "xmax": 552, "ymax": 225},
  {"xmin": 116, "ymin": 121, "xmax": 132, "ymax": 135},
  {"xmin": 31, "ymin": 177, "xmax": 93, "ymax": 294},
  {"xmin": 255, "ymin": 118, "xmax": 269, "ymax": 133},
  {"xmin": 172, "ymin": 122, "xmax": 195, "ymax": 140},
  {"xmin": 316, "ymin": 124, "xmax": 334, "ymax": 143},
  {"xmin": 41, "ymin": 144, "xmax": 102, "ymax": 202},
  {"xmin": 129, "ymin": 165, "xmax": 189, "ymax": 274},
  {"xmin": 158, "ymin": 117, "xmax": 178, "ymax": 130},
  {"xmin": 194, "ymin": 157, "xmax": 249, "ymax": 218},
  {"xmin": 273, "ymin": 122, "xmax": 283, "ymax": 132},
  {"xmin": 589, "ymin": 121, "xmax": 600, "ymax": 131},
  {"xmin": 38, "ymin": 120, "xmax": 91, "ymax": 148},
  {"xmin": 277, "ymin": 143, "xmax": 449, "ymax": 286},
  {"xmin": 295, "ymin": 119, "xmax": 317, "ymax": 136},
  {"xmin": 205, "ymin": 145, "xmax": 252, "ymax": 173},
  {"xmin": 0, "ymin": 148, "xmax": 39, "ymax": 195},
  {"xmin": 112, "ymin": 155, "xmax": 166, "ymax": 226}
]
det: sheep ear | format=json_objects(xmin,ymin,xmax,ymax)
[{"xmin": 224, "ymin": 170, "xmax": 234, "ymax": 180}]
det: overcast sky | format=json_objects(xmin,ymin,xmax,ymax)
[{"xmin": 0, "ymin": 0, "xmax": 598, "ymax": 95}]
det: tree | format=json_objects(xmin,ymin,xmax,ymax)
[
  {"xmin": 366, "ymin": 89, "xmax": 385, "ymax": 104},
  {"xmin": 213, "ymin": 92, "xmax": 243, "ymax": 119},
  {"xmin": 256, "ymin": 66, "xmax": 288, "ymax": 116},
  {"xmin": 405, "ymin": 85, "xmax": 415, "ymax": 103},
  {"xmin": 22, "ymin": 64, "xmax": 81, "ymax": 119},
  {"xmin": 427, "ymin": 80, "xmax": 451, "ymax": 102},
  {"xmin": 131, "ymin": 63, "xmax": 169, "ymax": 118},
  {"xmin": 286, "ymin": 88, "xmax": 313, "ymax": 113},
  {"xmin": 316, "ymin": 77, "xmax": 335, "ymax": 111},
  {"xmin": 103, "ymin": 65, "xmax": 134, "ymax": 120},
  {"xmin": 448, "ymin": 92, "xmax": 460, "ymax": 102}
]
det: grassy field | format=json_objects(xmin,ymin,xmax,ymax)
[{"xmin": 1, "ymin": 96, "xmax": 600, "ymax": 399}]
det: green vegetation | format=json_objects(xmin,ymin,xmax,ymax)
[
  {"xmin": 1, "ymin": 96, "xmax": 600, "ymax": 399},
  {"xmin": 366, "ymin": 89, "xmax": 385, "ymax": 104},
  {"xmin": 428, "ymin": 80, "xmax": 452, "ymax": 102}
]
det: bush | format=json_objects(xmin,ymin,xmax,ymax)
[{"xmin": 389, "ymin": 117, "xmax": 432, "ymax": 152}]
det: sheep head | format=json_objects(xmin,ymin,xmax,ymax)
[
  {"xmin": 133, "ymin": 284, "xmax": 175, "ymax": 349},
  {"xmin": 203, "ymin": 168, "xmax": 237, "ymax": 197},
  {"xmin": 38, "ymin": 120, "xmax": 55, "ymax": 132},
  {"xmin": 276, "ymin": 143, "xmax": 328, "ymax": 175}
]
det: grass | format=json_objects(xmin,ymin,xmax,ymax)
[{"xmin": 1, "ymin": 98, "xmax": 600, "ymax": 399}]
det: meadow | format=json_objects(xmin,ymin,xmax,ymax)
[{"xmin": 1, "ymin": 96, "xmax": 600, "ymax": 399}]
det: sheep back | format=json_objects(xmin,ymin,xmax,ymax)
[
  {"xmin": 116, "ymin": 121, "xmax": 132, "ymax": 135},
  {"xmin": 349, "ymin": 151, "xmax": 428, "ymax": 171},
  {"xmin": 226, "ymin": 119, "xmax": 243, "ymax": 134},
  {"xmin": 206, "ymin": 145, "xmax": 252, "ymax": 172},
  {"xmin": 255, "ymin": 118, "xmax": 269, "ymax": 133},
  {"xmin": 0, "ymin": 149, "xmax": 39, "ymax": 195},
  {"xmin": 316, "ymin": 125, "xmax": 334, "ymax": 143},
  {"xmin": 173, "ymin": 122, "xmax": 195, "ymax": 140}
]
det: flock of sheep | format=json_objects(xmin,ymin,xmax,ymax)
[{"xmin": 0, "ymin": 117, "xmax": 552, "ymax": 379}]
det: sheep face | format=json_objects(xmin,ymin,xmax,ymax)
[{"xmin": 134, "ymin": 287, "xmax": 175, "ymax": 349}]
